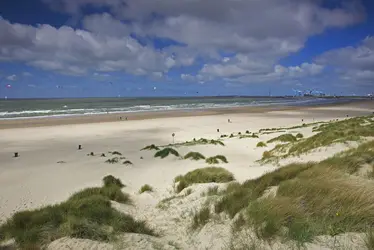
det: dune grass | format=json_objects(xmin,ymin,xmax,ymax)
[
  {"xmin": 110, "ymin": 151, "xmax": 122, "ymax": 156},
  {"xmin": 141, "ymin": 144, "xmax": 160, "ymax": 151},
  {"xmin": 214, "ymin": 139, "xmax": 374, "ymax": 245},
  {"xmin": 206, "ymin": 155, "xmax": 228, "ymax": 164},
  {"xmin": 184, "ymin": 152, "xmax": 206, "ymax": 161},
  {"xmin": 0, "ymin": 176, "xmax": 154, "ymax": 249},
  {"xmin": 122, "ymin": 160, "xmax": 133, "ymax": 165},
  {"xmin": 214, "ymin": 163, "xmax": 313, "ymax": 218},
  {"xmin": 154, "ymin": 148, "xmax": 180, "ymax": 159},
  {"xmin": 256, "ymin": 142, "xmax": 267, "ymax": 147},
  {"xmin": 260, "ymin": 116, "xmax": 374, "ymax": 162},
  {"xmin": 191, "ymin": 207, "xmax": 211, "ymax": 230},
  {"xmin": 161, "ymin": 138, "xmax": 225, "ymax": 148},
  {"xmin": 102, "ymin": 175, "xmax": 125, "ymax": 188},
  {"xmin": 295, "ymin": 133, "xmax": 303, "ymax": 139},
  {"xmin": 267, "ymin": 134, "xmax": 297, "ymax": 144},
  {"xmin": 105, "ymin": 157, "xmax": 119, "ymax": 164},
  {"xmin": 139, "ymin": 184, "xmax": 153, "ymax": 194},
  {"xmin": 174, "ymin": 167, "xmax": 234, "ymax": 193}
]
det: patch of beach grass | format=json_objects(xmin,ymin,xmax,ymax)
[
  {"xmin": 105, "ymin": 157, "xmax": 119, "ymax": 164},
  {"xmin": 214, "ymin": 162, "xmax": 313, "ymax": 218},
  {"xmin": 141, "ymin": 144, "xmax": 160, "ymax": 151},
  {"xmin": 267, "ymin": 134, "xmax": 297, "ymax": 144},
  {"xmin": 174, "ymin": 167, "xmax": 234, "ymax": 193},
  {"xmin": 162, "ymin": 138, "xmax": 225, "ymax": 148},
  {"xmin": 206, "ymin": 155, "xmax": 228, "ymax": 164},
  {"xmin": 295, "ymin": 133, "xmax": 303, "ymax": 139},
  {"xmin": 139, "ymin": 184, "xmax": 153, "ymax": 194},
  {"xmin": 122, "ymin": 160, "xmax": 133, "ymax": 165},
  {"xmin": 111, "ymin": 151, "xmax": 122, "ymax": 156},
  {"xmin": 191, "ymin": 207, "xmax": 211, "ymax": 230},
  {"xmin": 154, "ymin": 148, "xmax": 180, "ymax": 159},
  {"xmin": 256, "ymin": 142, "xmax": 267, "ymax": 147},
  {"xmin": 0, "ymin": 176, "xmax": 154, "ymax": 249},
  {"xmin": 102, "ymin": 175, "xmax": 125, "ymax": 188},
  {"xmin": 365, "ymin": 229, "xmax": 374, "ymax": 250},
  {"xmin": 184, "ymin": 152, "xmax": 206, "ymax": 161}
]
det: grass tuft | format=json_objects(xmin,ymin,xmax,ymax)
[
  {"xmin": 154, "ymin": 148, "xmax": 180, "ymax": 159},
  {"xmin": 267, "ymin": 134, "xmax": 297, "ymax": 143},
  {"xmin": 191, "ymin": 207, "xmax": 211, "ymax": 230},
  {"xmin": 122, "ymin": 160, "xmax": 133, "ymax": 165},
  {"xmin": 175, "ymin": 167, "xmax": 234, "ymax": 193},
  {"xmin": 206, "ymin": 155, "xmax": 228, "ymax": 164},
  {"xmin": 184, "ymin": 152, "xmax": 206, "ymax": 161},
  {"xmin": 102, "ymin": 175, "xmax": 125, "ymax": 188},
  {"xmin": 256, "ymin": 142, "xmax": 267, "ymax": 147},
  {"xmin": 111, "ymin": 151, "xmax": 122, "ymax": 156},
  {"xmin": 139, "ymin": 184, "xmax": 153, "ymax": 194},
  {"xmin": 0, "ymin": 176, "xmax": 154, "ymax": 249},
  {"xmin": 105, "ymin": 157, "xmax": 119, "ymax": 164},
  {"xmin": 295, "ymin": 133, "xmax": 303, "ymax": 139},
  {"xmin": 141, "ymin": 144, "xmax": 160, "ymax": 151}
]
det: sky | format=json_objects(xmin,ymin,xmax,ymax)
[{"xmin": 0, "ymin": 0, "xmax": 374, "ymax": 98}]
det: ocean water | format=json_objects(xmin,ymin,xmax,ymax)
[{"xmin": 0, "ymin": 97, "xmax": 359, "ymax": 119}]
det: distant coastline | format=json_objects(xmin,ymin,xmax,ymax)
[{"xmin": 0, "ymin": 96, "xmax": 369, "ymax": 120}]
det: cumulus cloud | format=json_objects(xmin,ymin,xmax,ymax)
[
  {"xmin": 0, "ymin": 0, "xmax": 367, "ymax": 85},
  {"xmin": 316, "ymin": 36, "xmax": 374, "ymax": 84},
  {"xmin": 6, "ymin": 74, "xmax": 17, "ymax": 81},
  {"xmin": 0, "ymin": 16, "xmax": 176, "ymax": 76}
]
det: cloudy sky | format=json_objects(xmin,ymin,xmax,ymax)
[{"xmin": 0, "ymin": 0, "xmax": 373, "ymax": 98}]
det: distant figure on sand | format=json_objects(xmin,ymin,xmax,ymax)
[{"xmin": 228, "ymin": 119, "xmax": 231, "ymax": 123}]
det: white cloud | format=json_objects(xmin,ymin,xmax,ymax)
[
  {"xmin": 316, "ymin": 36, "xmax": 374, "ymax": 84},
  {"xmin": 0, "ymin": 16, "xmax": 176, "ymax": 76},
  {"xmin": 0, "ymin": 0, "xmax": 367, "ymax": 85},
  {"xmin": 22, "ymin": 72, "xmax": 32, "ymax": 76},
  {"xmin": 6, "ymin": 74, "xmax": 16, "ymax": 81}
]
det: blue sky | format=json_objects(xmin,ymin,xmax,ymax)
[{"xmin": 0, "ymin": 0, "xmax": 373, "ymax": 98}]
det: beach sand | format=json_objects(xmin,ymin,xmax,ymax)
[{"xmin": 0, "ymin": 100, "xmax": 373, "ymax": 249}]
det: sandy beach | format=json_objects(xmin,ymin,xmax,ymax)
[{"xmin": 1, "ymin": 100, "xmax": 374, "ymax": 249}]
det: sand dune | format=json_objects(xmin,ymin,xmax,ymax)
[{"xmin": 0, "ymin": 101, "xmax": 373, "ymax": 249}]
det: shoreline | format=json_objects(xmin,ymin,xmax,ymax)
[{"xmin": 0, "ymin": 99, "xmax": 372, "ymax": 129}]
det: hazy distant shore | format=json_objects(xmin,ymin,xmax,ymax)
[{"xmin": 0, "ymin": 99, "xmax": 372, "ymax": 129}]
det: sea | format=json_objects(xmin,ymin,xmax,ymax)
[{"xmin": 0, "ymin": 97, "xmax": 363, "ymax": 119}]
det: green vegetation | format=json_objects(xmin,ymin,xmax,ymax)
[
  {"xmin": 295, "ymin": 133, "xmax": 303, "ymax": 139},
  {"xmin": 261, "ymin": 116, "xmax": 374, "ymax": 162},
  {"xmin": 239, "ymin": 133, "xmax": 259, "ymax": 139},
  {"xmin": 184, "ymin": 152, "xmax": 206, "ymax": 161},
  {"xmin": 111, "ymin": 151, "xmax": 122, "ymax": 156},
  {"xmin": 139, "ymin": 184, "xmax": 153, "ymax": 194},
  {"xmin": 0, "ymin": 176, "xmax": 154, "ymax": 249},
  {"xmin": 191, "ymin": 207, "xmax": 211, "ymax": 229},
  {"xmin": 206, "ymin": 186, "xmax": 219, "ymax": 196},
  {"xmin": 141, "ymin": 144, "xmax": 160, "ymax": 151},
  {"xmin": 365, "ymin": 230, "xmax": 374, "ymax": 250},
  {"xmin": 161, "ymin": 138, "xmax": 225, "ymax": 148},
  {"xmin": 102, "ymin": 175, "xmax": 125, "ymax": 188},
  {"xmin": 154, "ymin": 148, "xmax": 180, "ymax": 159},
  {"xmin": 122, "ymin": 160, "xmax": 133, "ymax": 165},
  {"xmin": 256, "ymin": 142, "xmax": 267, "ymax": 147},
  {"xmin": 174, "ymin": 167, "xmax": 234, "ymax": 193},
  {"xmin": 259, "ymin": 121, "xmax": 325, "ymax": 134},
  {"xmin": 212, "ymin": 139, "xmax": 374, "ymax": 245},
  {"xmin": 105, "ymin": 157, "xmax": 119, "ymax": 164},
  {"xmin": 267, "ymin": 134, "xmax": 297, "ymax": 143},
  {"xmin": 100, "ymin": 153, "xmax": 106, "ymax": 157},
  {"xmin": 206, "ymin": 155, "xmax": 228, "ymax": 164}
]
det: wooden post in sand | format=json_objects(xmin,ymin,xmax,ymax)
[
  {"xmin": 14, "ymin": 152, "xmax": 19, "ymax": 158},
  {"xmin": 78, "ymin": 145, "xmax": 82, "ymax": 150},
  {"xmin": 217, "ymin": 129, "xmax": 220, "ymax": 132}
]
